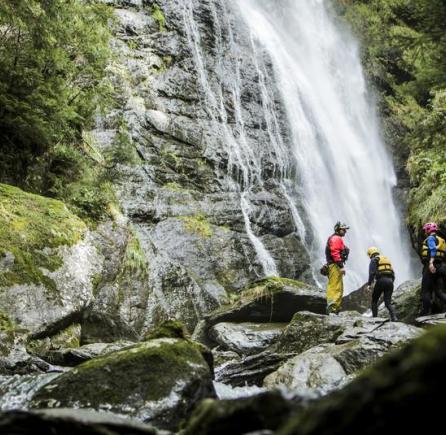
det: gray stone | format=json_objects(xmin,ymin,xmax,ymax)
[{"xmin": 210, "ymin": 322, "xmax": 286, "ymax": 356}]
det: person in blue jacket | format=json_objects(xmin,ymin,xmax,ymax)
[{"xmin": 420, "ymin": 222, "xmax": 446, "ymax": 316}]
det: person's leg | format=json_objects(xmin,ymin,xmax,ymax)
[
  {"xmin": 433, "ymin": 263, "xmax": 446, "ymax": 307},
  {"xmin": 421, "ymin": 265, "xmax": 433, "ymax": 316},
  {"xmin": 326, "ymin": 264, "xmax": 343, "ymax": 314},
  {"xmin": 382, "ymin": 277, "xmax": 397, "ymax": 321},
  {"xmin": 371, "ymin": 282, "xmax": 383, "ymax": 317}
]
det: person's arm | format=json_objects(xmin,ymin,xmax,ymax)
[{"xmin": 368, "ymin": 258, "xmax": 377, "ymax": 285}]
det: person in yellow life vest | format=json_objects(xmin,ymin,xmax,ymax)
[
  {"xmin": 325, "ymin": 221, "xmax": 350, "ymax": 314},
  {"xmin": 366, "ymin": 247, "xmax": 397, "ymax": 321},
  {"xmin": 420, "ymin": 222, "xmax": 446, "ymax": 316}
]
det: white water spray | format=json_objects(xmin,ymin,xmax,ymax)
[{"xmin": 237, "ymin": 0, "xmax": 412, "ymax": 289}]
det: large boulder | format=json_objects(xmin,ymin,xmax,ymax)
[
  {"xmin": 182, "ymin": 391, "xmax": 303, "ymax": 435},
  {"xmin": 264, "ymin": 313, "xmax": 421, "ymax": 395},
  {"xmin": 210, "ymin": 322, "xmax": 286, "ymax": 356},
  {"xmin": 342, "ymin": 284, "xmax": 372, "ymax": 313},
  {"xmin": 378, "ymin": 279, "xmax": 421, "ymax": 323},
  {"xmin": 276, "ymin": 325, "xmax": 446, "ymax": 435},
  {"xmin": 0, "ymin": 409, "xmax": 159, "ymax": 435},
  {"xmin": 205, "ymin": 278, "xmax": 326, "ymax": 327},
  {"xmin": 30, "ymin": 338, "xmax": 216, "ymax": 431},
  {"xmin": 0, "ymin": 184, "xmax": 96, "ymax": 338}
]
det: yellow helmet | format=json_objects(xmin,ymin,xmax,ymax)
[{"xmin": 367, "ymin": 246, "xmax": 380, "ymax": 258}]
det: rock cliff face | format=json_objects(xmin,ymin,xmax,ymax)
[{"xmin": 86, "ymin": 0, "xmax": 313, "ymax": 338}]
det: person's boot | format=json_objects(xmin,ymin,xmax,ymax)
[{"xmin": 389, "ymin": 305, "xmax": 398, "ymax": 322}]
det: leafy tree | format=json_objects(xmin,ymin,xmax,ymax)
[{"xmin": 0, "ymin": 0, "xmax": 113, "ymax": 182}]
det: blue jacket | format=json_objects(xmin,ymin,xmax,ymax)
[{"xmin": 427, "ymin": 235, "xmax": 437, "ymax": 258}]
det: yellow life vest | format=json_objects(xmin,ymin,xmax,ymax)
[
  {"xmin": 421, "ymin": 235, "xmax": 446, "ymax": 261},
  {"xmin": 377, "ymin": 255, "xmax": 393, "ymax": 274}
]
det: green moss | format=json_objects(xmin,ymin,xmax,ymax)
[
  {"xmin": 163, "ymin": 182, "xmax": 189, "ymax": 192},
  {"xmin": 180, "ymin": 214, "xmax": 213, "ymax": 239},
  {"xmin": 117, "ymin": 230, "xmax": 148, "ymax": 283},
  {"xmin": 144, "ymin": 320, "xmax": 190, "ymax": 340},
  {"xmin": 151, "ymin": 3, "xmax": 166, "ymax": 32},
  {"xmin": 32, "ymin": 339, "xmax": 208, "ymax": 407},
  {"xmin": 0, "ymin": 183, "xmax": 86, "ymax": 289},
  {"xmin": 242, "ymin": 277, "xmax": 305, "ymax": 301}
]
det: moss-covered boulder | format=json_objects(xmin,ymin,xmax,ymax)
[
  {"xmin": 0, "ymin": 184, "xmax": 100, "ymax": 336},
  {"xmin": 205, "ymin": 278, "xmax": 325, "ymax": 327},
  {"xmin": 277, "ymin": 325, "xmax": 446, "ymax": 435},
  {"xmin": 264, "ymin": 314, "xmax": 421, "ymax": 396},
  {"xmin": 274, "ymin": 311, "xmax": 351, "ymax": 355},
  {"xmin": 182, "ymin": 391, "xmax": 302, "ymax": 435},
  {"xmin": 34, "ymin": 341, "xmax": 135, "ymax": 367},
  {"xmin": 30, "ymin": 338, "xmax": 216, "ymax": 430}
]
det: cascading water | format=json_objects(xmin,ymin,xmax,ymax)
[
  {"xmin": 182, "ymin": 0, "xmax": 296, "ymax": 276},
  {"xmin": 182, "ymin": 0, "xmax": 412, "ymax": 288},
  {"xmin": 235, "ymin": 0, "xmax": 413, "ymax": 289}
]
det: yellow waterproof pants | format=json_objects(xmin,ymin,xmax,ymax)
[{"xmin": 326, "ymin": 263, "xmax": 344, "ymax": 314}]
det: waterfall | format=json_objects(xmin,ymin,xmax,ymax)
[
  {"xmin": 236, "ymin": 0, "xmax": 413, "ymax": 288},
  {"xmin": 182, "ymin": 0, "xmax": 295, "ymax": 276}
]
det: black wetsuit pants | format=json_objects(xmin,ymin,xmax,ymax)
[
  {"xmin": 371, "ymin": 276, "xmax": 397, "ymax": 321},
  {"xmin": 421, "ymin": 262, "xmax": 446, "ymax": 316}
]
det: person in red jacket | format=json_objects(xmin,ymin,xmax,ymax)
[{"xmin": 325, "ymin": 221, "xmax": 350, "ymax": 314}]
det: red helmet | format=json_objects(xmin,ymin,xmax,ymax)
[{"xmin": 423, "ymin": 222, "xmax": 438, "ymax": 234}]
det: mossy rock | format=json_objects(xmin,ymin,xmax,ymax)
[
  {"xmin": 30, "ymin": 338, "xmax": 216, "ymax": 430},
  {"xmin": 206, "ymin": 278, "xmax": 325, "ymax": 325},
  {"xmin": 277, "ymin": 325, "xmax": 446, "ymax": 434},
  {"xmin": 182, "ymin": 391, "xmax": 301, "ymax": 435},
  {"xmin": 144, "ymin": 320, "xmax": 190, "ymax": 340},
  {"xmin": 0, "ymin": 183, "xmax": 86, "ymax": 289},
  {"xmin": 26, "ymin": 324, "xmax": 81, "ymax": 357}
]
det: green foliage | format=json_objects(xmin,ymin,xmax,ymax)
[
  {"xmin": 0, "ymin": 183, "xmax": 86, "ymax": 288},
  {"xmin": 0, "ymin": 0, "xmax": 113, "ymax": 183},
  {"xmin": 337, "ymin": 0, "xmax": 446, "ymax": 230},
  {"xmin": 25, "ymin": 143, "xmax": 116, "ymax": 222}
]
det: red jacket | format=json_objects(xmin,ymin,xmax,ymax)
[{"xmin": 325, "ymin": 234, "xmax": 348, "ymax": 266}]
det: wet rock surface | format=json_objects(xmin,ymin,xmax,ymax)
[
  {"xmin": 182, "ymin": 390, "xmax": 304, "ymax": 435},
  {"xmin": 84, "ymin": 0, "xmax": 314, "ymax": 337},
  {"xmin": 0, "ymin": 409, "xmax": 162, "ymax": 435},
  {"xmin": 210, "ymin": 322, "xmax": 286, "ymax": 356},
  {"xmin": 378, "ymin": 279, "xmax": 421, "ymax": 323},
  {"xmin": 276, "ymin": 325, "xmax": 446, "ymax": 435},
  {"xmin": 30, "ymin": 338, "xmax": 216, "ymax": 431},
  {"xmin": 204, "ymin": 278, "xmax": 326, "ymax": 327}
]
